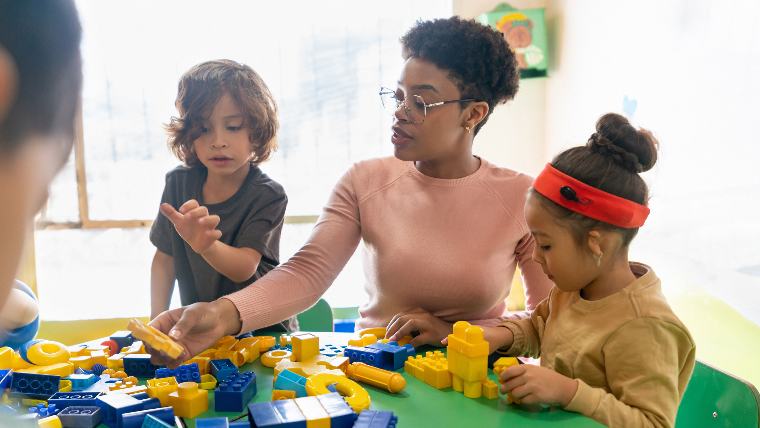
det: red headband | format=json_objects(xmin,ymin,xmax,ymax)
[{"xmin": 533, "ymin": 164, "xmax": 649, "ymax": 228}]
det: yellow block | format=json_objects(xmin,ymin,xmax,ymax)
[
  {"xmin": 346, "ymin": 362, "xmax": 406, "ymax": 393},
  {"xmin": 17, "ymin": 362, "xmax": 74, "ymax": 377},
  {"xmin": 0, "ymin": 347, "xmax": 15, "ymax": 369},
  {"xmin": 147, "ymin": 377, "xmax": 179, "ymax": 407},
  {"xmin": 305, "ymin": 373, "xmax": 370, "ymax": 413},
  {"xmin": 37, "ymin": 415, "xmax": 62, "ymax": 428},
  {"xmin": 128, "ymin": 318, "xmax": 184, "ymax": 359},
  {"xmin": 272, "ymin": 389, "xmax": 296, "ymax": 400},
  {"xmin": 167, "ymin": 382, "xmax": 208, "ymax": 418},
  {"xmin": 482, "ymin": 379, "xmax": 499, "ymax": 400},
  {"xmin": 291, "ymin": 333, "xmax": 319, "ymax": 362},
  {"xmin": 493, "ymin": 357, "xmax": 519, "ymax": 377},
  {"xmin": 294, "ymin": 396, "xmax": 329, "ymax": 428},
  {"xmin": 348, "ymin": 334, "xmax": 377, "ymax": 347}
]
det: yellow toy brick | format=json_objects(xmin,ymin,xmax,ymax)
[
  {"xmin": 346, "ymin": 362, "xmax": 406, "ymax": 393},
  {"xmin": 17, "ymin": 362, "xmax": 74, "ymax": 377},
  {"xmin": 128, "ymin": 318, "xmax": 184, "ymax": 359},
  {"xmin": 58, "ymin": 380, "xmax": 72, "ymax": 392},
  {"xmin": 214, "ymin": 336, "xmax": 237, "ymax": 350},
  {"xmin": 274, "ymin": 354, "xmax": 349, "ymax": 379},
  {"xmin": 186, "ymin": 356, "xmax": 211, "ymax": 374},
  {"xmin": 447, "ymin": 321, "xmax": 489, "ymax": 398},
  {"xmin": 198, "ymin": 374, "xmax": 217, "ymax": 390},
  {"xmin": 214, "ymin": 349, "xmax": 246, "ymax": 367},
  {"xmin": 121, "ymin": 341, "xmax": 144, "ymax": 355},
  {"xmin": 0, "ymin": 346, "xmax": 14, "ymax": 369},
  {"xmin": 482, "ymin": 379, "xmax": 499, "ymax": 400},
  {"xmin": 422, "ymin": 358, "xmax": 451, "ymax": 389},
  {"xmin": 272, "ymin": 389, "xmax": 297, "ymax": 400},
  {"xmin": 147, "ymin": 377, "xmax": 179, "ymax": 407},
  {"xmin": 493, "ymin": 356, "xmax": 519, "ymax": 377},
  {"xmin": 37, "ymin": 415, "xmax": 62, "ymax": 428},
  {"xmin": 279, "ymin": 334, "xmax": 291, "ymax": 348},
  {"xmin": 251, "ymin": 336, "xmax": 276, "ymax": 352},
  {"xmin": 356, "ymin": 327, "xmax": 386, "ymax": 338},
  {"xmin": 107, "ymin": 353, "xmax": 125, "ymax": 370},
  {"xmin": 347, "ymin": 334, "xmax": 377, "ymax": 347},
  {"xmin": 291, "ymin": 333, "xmax": 320, "ymax": 362},
  {"xmin": 294, "ymin": 395, "xmax": 329, "ymax": 428},
  {"xmin": 262, "ymin": 349, "xmax": 292, "ymax": 368},
  {"xmin": 305, "ymin": 373, "xmax": 370, "ymax": 413},
  {"xmin": 168, "ymin": 382, "xmax": 208, "ymax": 418}
]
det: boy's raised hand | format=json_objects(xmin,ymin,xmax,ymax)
[
  {"xmin": 160, "ymin": 199, "xmax": 222, "ymax": 254},
  {"xmin": 499, "ymin": 364, "xmax": 578, "ymax": 407}
]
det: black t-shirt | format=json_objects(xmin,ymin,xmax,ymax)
[{"xmin": 150, "ymin": 164, "xmax": 294, "ymax": 331}]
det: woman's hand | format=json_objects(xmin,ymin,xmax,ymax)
[
  {"xmin": 160, "ymin": 199, "xmax": 221, "ymax": 254},
  {"xmin": 385, "ymin": 308, "xmax": 453, "ymax": 348},
  {"xmin": 499, "ymin": 364, "xmax": 578, "ymax": 407},
  {"xmin": 147, "ymin": 299, "xmax": 242, "ymax": 368}
]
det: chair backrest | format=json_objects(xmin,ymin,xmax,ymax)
[
  {"xmin": 296, "ymin": 298, "xmax": 333, "ymax": 332},
  {"xmin": 676, "ymin": 360, "xmax": 760, "ymax": 427}
]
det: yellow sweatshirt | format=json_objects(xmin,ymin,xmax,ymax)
[{"xmin": 500, "ymin": 263, "xmax": 696, "ymax": 428}]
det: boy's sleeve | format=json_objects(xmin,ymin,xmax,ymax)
[
  {"xmin": 149, "ymin": 175, "xmax": 175, "ymax": 256},
  {"xmin": 235, "ymin": 189, "xmax": 287, "ymax": 263},
  {"xmin": 564, "ymin": 318, "xmax": 696, "ymax": 428},
  {"xmin": 497, "ymin": 288, "xmax": 554, "ymax": 358}
]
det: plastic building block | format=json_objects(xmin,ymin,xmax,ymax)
[
  {"xmin": 247, "ymin": 393, "xmax": 356, "ymax": 428},
  {"xmin": 67, "ymin": 373, "xmax": 99, "ymax": 391},
  {"xmin": 493, "ymin": 356, "xmax": 519, "ymax": 377},
  {"xmin": 96, "ymin": 393, "xmax": 159, "ymax": 428},
  {"xmin": 20, "ymin": 340, "xmax": 71, "ymax": 366},
  {"xmin": 0, "ymin": 369, "xmax": 11, "ymax": 390},
  {"xmin": 49, "ymin": 391, "xmax": 104, "ymax": 409},
  {"xmin": 271, "ymin": 389, "xmax": 296, "ymax": 400},
  {"xmin": 127, "ymin": 319, "xmax": 183, "ymax": 360},
  {"xmin": 186, "ymin": 356, "xmax": 211, "ymax": 375},
  {"xmin": 57, "ymin": 406, "xmax": 103, "ymax": 428},
  {"xmin": 155, "ymin": 362, "xmax": 201, "ymax": 383},
  {"xmin": 110, "ymin": 331, "xmax": 135, "ymax": 350},
  {"xmin": 347, "ymin": 334, "xmax": 377, "ymax": 348},
  {"xmin": 305, "ymin": 373, "xmax": 370, "ymax": 413},
  {"xmin": 248, "ymin": 398, "xmax": 305, "ymax": 428},
  {"xmin": 447, "ymin": 321, "xmax": 489, "ymax": 398},
  {"xmin": 209, "ymin": 359, "xmax": 237, "ymax": 380},
  {"xmin": 37, "ymin": 415, "xmax": 63, "ymax": 428},
  {"xmin": 366, "ymin": 342, "xmax": 415, "ymax": 371},
  {"xmin": 332, "ymin": 319, "xmax": 355, "ymax": 333},
  {"xmin": 482, "ymin": 379, "xmax": 499, "ymax": 399},
  {"xmin": 122, "ymin": 354, "xmax": 162, "ymax": 378},
  {"xmin": 167, "ymin": 381, "xmax": 208, "ymax": 418},
  {"xmin": 120, "ymin": 406, "xmax": 174, "ymax": 428},
  {"xmin": 199, "ymin": 373, "xmax": 217, "ymax": 390},
  {"xmin": 232, "ymin": 337, "xmax": 261, "ymax": 363},
  {"xmin": 353, "ymin": 410, "xmax": 398, "ymax": 428},
  {"xmin": 404, "ymin": 350, "xmax": 451, "ymax": 389},
  {"xmin": 107, "ymin": 381, "xmax": 148, "ymax": 395},
  {"xmin": 250, "ymin": 336, "xmax": 276, "ymax": 352},
  {"xmin": 101, "ymin": 340, "xmax": 120, "ymax": 357},
  {"xmin": 273, "ymin": 370, "xmax": 308, "ymax": 398},
  {"xmin": 16, "ymin": 361, "xmax": 74, "ymax": 377},
  {"xmin": 145, "ymin": 377, "xmax": 178, "ymax": 407},
  {"xmin": 346, "ymin": 362, "xmax": 406, "ymax": 393},
  {"xmin": 312, "ymin": 392, "xmax": 356, "ymax": 428},
  {"xmin": 290, "ymin": 333, "xmax": 319, "ymax": 362},
  {"xmin": 318, "ymin": 344, "xmax": 346, "ymax": 358},
  {"xmin": 10, "ymin": 372, "xmax": 61, "ymax": 399},
  {"xmin": 273, "ymin": 358, "xmax": 346, "ymax": 380},
  {"xmin": 260, "ymin": 350, "xmax": 291, "ymax": 368},
  {"xmin": 196, "ymin": 417, "xmax": 229, "ymax": 428},
  {"xmin": 214, "ymin": 371, "xmax": 257, "ymax": 412},
  {"xmin": 107, "ymin": 354, "xmax": 125, "ymax": 370},
  {"xmin": 356, "ymin": 327, "xmax": 386, "ymax": 338},
  {"xmin": 343, "ymin": 346, "xmax": 385, "ymax": 369},
  {"xmin": 140, "ymin": 414, "xmax": 173, "ymax": 428},
  {"xmin": 28, "ymin": 403, "xmax": 60, "ymax": 417}
]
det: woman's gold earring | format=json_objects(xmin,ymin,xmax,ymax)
[
  {"xmin": 595, "ymin": 252, "xmax": 604, "ymax": 267},
  {"xmin": 464, "ymin": 125, "xmax": 472, "ymax": 134}
]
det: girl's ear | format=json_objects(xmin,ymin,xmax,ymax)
[
  {"xmin": 586, "ymin": 230, "xmax": 603, "ymax": 258},
  {"xmin": 0, "ymin": 47, "xmax": 18, "ymax": 123},
  {"xmin": 463, "ymin": 101, "xmax": 489, "ymax": 131}
]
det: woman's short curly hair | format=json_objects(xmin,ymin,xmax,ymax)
[
  {"xmin": 166, "ymin": 59, "xmax": 278, "ymax": 166},
  {"xmin": 401, "ymin": 16, "xmax": 519, "ymax": 134}
]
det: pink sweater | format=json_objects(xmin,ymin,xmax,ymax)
[{"xmin": 225, "ymin": 157, "xmax": 553, "ymax": 333}]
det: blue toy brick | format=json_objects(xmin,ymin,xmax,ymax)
[
  {"xmin": 110, "ymin": 331, "xmax": 134, "ymax": 349},
  {"xmin": 10, "ymin": 372, "xmax": 61, "ymax": 399},
  {"xmin": 316, "ymin": 392, "xmax": 356, "ymax": 428},
  {"xmin": 353, "ymin": 410, "xmax": 398, "ymax": 428},
  {"xmin": 140, "ymin": 414, "xmax": 174, "ymax": 428},
  {"xmin": 0, "ymin": 369, "xmax": 11, "ymax": 390},
  {"xmin": 273, "ymin": 370, "xmax": 307, "ymax": 398},
  {"xmin": 333, "ymin": 319, "xmax": 355, "ymax": 333},
  {"xmin": 196, "ymin": 417, "xmax": 230, "ymax": 428},
  {"xmin": 58, "ymin": 406, "xmax": 103, "ymax": 428},
  {"xmin": 123, "ymin": 354, "xmax": 163, "ymax": 378},
  {"xmin": 319, "ymin": 344, "xmax": 347, "ymax": 357},
  {"xmin": 28, "ymin": 403, "xmax": 60, "ymax": 417},
  {"xmin": 154, "ymin": 362, "xmax": 201, "ymax": 383},
  {"xmin": 343, "ymin": 346, "xmax": 386, "ymax": 368},
  {"xmin": 229, "ymin": 422, "xmax": 249, "ymax": 428},
  {"xmin": 66, "ymin": 373, "xmax": 99, "ymax": 391},
  {"xmin": 209, "ymin": 359, "xmax": 238, "ymax": 380},
  {"xmin": 248, "ymin": 399, "xmax": 306, "ymax": 428},
  {"xmin": 367, "ymin": 342, "xmax": 415, "ymax": 371},
  {"xmin": 96, "ymin": 393, "xmax": 160, "ymax": 428},
  {"xmin": 215, "ymin": 371, "xmax": 257, "ymax": 412},
  {"xmin": 49, "ymin": 391, "xmax": 104, "ymax": 409},
  {"xmin": 120, "ymin": 406, "xmax": 174, "ymax": 428}
]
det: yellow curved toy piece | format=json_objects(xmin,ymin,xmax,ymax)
[
  {"xmin": 26, "ymin": 340, "xmax": 70, "ymax": 366},
  {"xmin": 198, "ymin": 374, "xmax": 217, "ymax": 390},
  {"xmin": 38, "ymin": 415, "xmax": 62, "ymax": 428},
  {"xmin": 251, "ymin": 336, "xmax": 276, "ymax": 352},
  {"xmin": 305, "ymin": 373, "xmax": 370, "ymax": 413},
  {"xmin": 0, "ymin": 347, "xmax": 14, "ymax": 369},
  {"xmin": 58, "ymin": 380, "xmax": 72, "ymax": 392},
  {"xmin": 357, "ymin": 327, "xmax": 386, "ymax": 338},
  {"xmin": 261, "ymin": 349, "xmax": 292, "ymax": 368},
  {"xmin": 127, "ymin": 318, "xmax": 184, "ymax": 359}
]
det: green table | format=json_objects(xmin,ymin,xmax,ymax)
[{"xmin": 188, "ymin": 332, "xmax": 601, "ymax": 427}]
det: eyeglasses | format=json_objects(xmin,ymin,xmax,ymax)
[{"xmin": 378, "ymin": 86, "xmax": 477, "ymax": 124}]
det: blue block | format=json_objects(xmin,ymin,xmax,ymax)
[
  {"xmin": 0, "ymin": 369, "xmax": 11, "ymax": 390},
  {"xmin": 316, "ymin": 392, "xmax": 357, "ymax": 428},
  {"xmin": 333, "ymin": 319, "xmax": 355, "ymax": 333},
  {"xmin": 215, "ymin": 371, "xmax": 257, "ymax": 412},
  {"xmin": 123, "ymin": 354, "xmax": 163, "ymax": 378},
  {"xmin": 66, "ymin": 373, "xmax": 99, "ymax": 391},
  {"xmin": 154, "ymin": 363, "xmax": 200, "ymax": 383},
  {"xmin": 10, "ymin": 372, "xmax": 60, "ymax": 399},
  {"xmin": 229, "ymin": 422, "xmax": 249, "ymax": 428},
  {"xmin": 318, "ymin": 344, "xmax": 347, "ymax": 357},
  {"xmin": 353, "ymin": 410, "xmax": 398, "ymax": 428},
  {"xmin": 28, "ymin": 403, "xmax": 60, "ymax": 417},
  {"xmin": 209, "ymin": 359, "xmax": 238, "ymax": 380},
  {"xmin": 248, "ymin": 399, "xmax": 306, "ymax": 428},
  {"xmin": 96, "ymin": 393, "xmax": 159, "ymax": 428},
  {"xmin": 196, "ymin": 417, "xmax": 230, "ymax": 428},
  {"xmin": 343, "ymin": 346, "xmax": 386, "ymax": 368},
  {"xmin": 141, "ymin": 414, "xmax": 174, "ymax": 428},
  {"xmin": 121, "ymin": 406, "xmax": 174, "ymax": 428},
  {"xmin": 49, "ymin": 391, "xmax": 104, "ymax": 409},
  {"xmin": 58, "ymin": 406, "xmax": 102, "ymax": 428},
  {"xmin": 367, "ymin": 342, "xmax": 415, "ymax": 371},
  {"xmin": 110, "ymin": 331, "xmax": 134, "ymax": 349},
  {"xmin": 273, "ymin": 370, "xmax": 307, "ymax": 398}
]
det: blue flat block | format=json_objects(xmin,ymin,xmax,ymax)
[
  {"xmin": 229, "ymin": 422, "xmax": 249, "ymax": 428},
  {"xmin": 319, "ymin": 344, "xmax": 347, "ymax": 357},
  {"xmin": 316, "ymin": 392, "xmax": 356, "ymax": 428},
  {"xmin": 27, "ymin": 403, "xmax": 60, "ymax": 417},
  {"xmin": 248, "ymin": 399, "xmax": 306, "ymax": 428},
  {"xmin": 209, "ymin": 359, "xmax": 238, "ymax": 380},
  {"xmin": 58, "ymin": 406, "xmax": 103, "ymax": 428},
  {"xmin": 140, "ymin": 414, "xmax": 174, "ymax": 428},
  {"xmin": 123, "ymin": 354, "xmax": 163, "ymax": 378},
  {"xmin": 215, "ymin": 371, "xmax": 257, "ymax": 412},
  {"xmin": 0, "ymin": 369, "xmax": 11, "ymax": 390},
  {"xmin": 333, "ymin": 319, "xmax": 355, "ymax": 333},
  {"xmin": 96, "ymin": 393, "xmax": 159, "ymax": 428},
  {"xmin": 49, "ymin": 391, "xmax": 104, "ymax": 409},
  {"xmin": 353, "ymin": 410, "xmax": 398, "ymax": 428},
  {"xmin": 343, "ymin": 346, "xmax": 386, "ymax": 368},
  {"xmin": 66, "ymin": 373, "xmax": 99, "ymax": 391},
  {"xmin": 367, "ymin": 342, "xmax": 415, "ymax": 371},
  {"xmin": 196, "ymin": 417, "xmax": 230, "ymax": 428},
  {"xmin": 109, "ymin": 331, "xmax": 134, "ymax": 349},
  {"xmin": 155, "ymin": 362, "xmax": 201, "ymax": 383},
  {"xmin": 273, "ymin": 370, "xmax": 307, "ymax": 398},
  {"xmin": 120, "ymin": 406, "xmax": 174, "ymax": 428},
  {"xmin": 10, "ymin": 372, "xmax": 61, "ymax": 399}
]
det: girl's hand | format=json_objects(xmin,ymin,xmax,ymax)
[
  {"xmin": 499, "ymin": 364, "xmax": 578, "ymax": 407},
  {"xmin": 147, "ymin": 299, "xmax": 241, "ymax": 368},
  {"xmin": 385, "ymin": 308, "xmax": 453, "ymax": 348},
  {"xmin": 160, "ymin": 199, "xmax": 222, "ymax": 254}
]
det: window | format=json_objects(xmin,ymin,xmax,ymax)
[{"xmin": 35, "ymin": 0, "xmax": 452, "ymax": 320}]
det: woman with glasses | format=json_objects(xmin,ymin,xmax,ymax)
[{"xmin": 149, "ymin": 16, "xmax": 553, "ymax": 364}]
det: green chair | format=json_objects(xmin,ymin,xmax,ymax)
[
  {"xmin": 676, "ymin": 360, "xmax": 760, "ymax": 427},
  {"xmin": 296, "ymin": 298, "xmax": 333, "ymax": 332}
]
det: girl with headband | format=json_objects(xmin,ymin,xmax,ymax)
[{"xmin": 483, "ymin": 113, "xmax": 695, "ymax": 427}]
